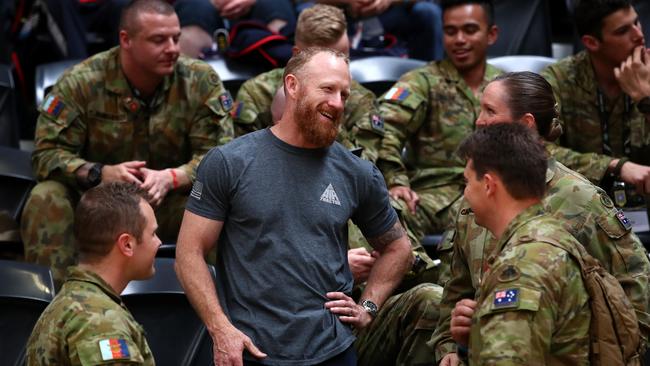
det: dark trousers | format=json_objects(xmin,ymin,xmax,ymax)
[{"xmin": 244, "ymin": 345, "xmax": 357, "ymax": 366}]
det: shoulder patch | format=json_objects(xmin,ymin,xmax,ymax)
[
  {"xmin": 599, "ymin": 192, "xmax": 614, "ymax": 209},
  {"xmin": 219, "ymin": 92, "xmax": 233, "ymax": 111},
  {"xmin": 493, "ymin": 288, "xmax": 519, "ymax": 309},
  {"xmin": 384, "ymin": 87, "xmax": 410, "ymax": 101},
  {"xmin": 42, "ymin": 95, "xmax": 65, "ymax": 117},
  {"xmin": 209, "ymin": 72, "xmax": 221, "ymax": 86},
  {"xmin": 616, "ymin": 210, "xmax": 632, "ymax": 230},
  {"xmin": 497, "ymin": 265, "xmax": 521, "ymax": 283},
  {"xmin": 230, "ymin": 101, "xmax": 243, "ymax": 118},
  {"xmin": 370, "ymin": 114, "xmax": 384, "ymax": 131},
  {"xmin": 99, "ymin": 338, "xmax": 130, "ymax": 361}
]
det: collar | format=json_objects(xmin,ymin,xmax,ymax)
[
  {"xmin": 64, "ymin": 265, "xmax": 123, "ymax": 305},
  {"xmin": 546, "ymin": 157, "xmax": 557, "ymax": 184},
  {"xmin": 496, "ymin": 203, "xmax": 546, "ymax": 253},
  {"xmin": 436, "ymin": 59, "xmax": 502, "ymax": 101}
]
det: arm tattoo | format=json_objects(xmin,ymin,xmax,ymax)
[{"xmin": 367, "ymin": 221, "xmax": 406, "ymax": 250}]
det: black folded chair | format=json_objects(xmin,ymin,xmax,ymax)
[
  {"xmin": 121, "ymin": 257, "xmax": 216, "ymax": 366},
  {"xmin": 0, "ymin": 260, "xmax": 55, "ymax": 366},
  {"xmin": 487, "ymin": 55, "xmax": 556, "ymax": 74},
  {"xmin": 349, "ymin": 56, "xmax": 426, "ymax": 96},
  {"xmin": 34, "ymin": 59, "xmax": 80, "ymax": 108},
  {"xmin": 490, "ymin": 0, "xmax": 553, "ymax": 57},
  {"xmin": 0, "ymin": 64, "xmax": 19, "ymax": 148},
  {"xmin": 207, "ymin": 57, "xmax": 265, "ymax": 97}
]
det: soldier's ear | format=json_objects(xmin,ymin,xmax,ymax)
[
  {"xmin": 483, "ymin": 172, "xmax": 498, "ymax": 197},
  {"xmin": 285, "ymin": 74, "xmax": 299, "ymax": 99},
  {"xmin": 581, "ymin": 34, "xmax": 600, "ymax": 52},
  {"xmin": 487, "ymin": 25, "xmax": 499, "ymax": 46},
  {"xmin": 116, "ymin": 232, "xmax": 135, "ymax": 257},
  {"xmin": 119, "ymin": 30, "xmax": 131, "ymax": 49}
]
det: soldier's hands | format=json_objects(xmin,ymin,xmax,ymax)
[
  {"xmin": 219, "ymin": 0, "xmax": 255, "ymax": 19},
  {"xmin": 348, "ymin": 247, "xmax": 377, "ymax": 283},
  {"xmin": 358, "ymin": 0, "xmax": 392, "ymax": 18},
  {"xmin": 618, "ymin": 160, "xmax": 650, "ymax": 195},
  {"xmin": 440, "ymin": 353, "xmax": 461, "ymax": 366},
  {"xmin": 211, "ymin": 323, "xmax": 267, "ymax": 366},
  {"xmin": 325, "ymin": 292, "xmax": 373, "ymax": 329},
  {"xmin": 614, "ymin": 46, "xmax": 650, "ymax": 102},
  {"xmin": 140, "ymin": 168, "xmax": 173, "ymax": 207},
  {"xmin": 102, "ymin": 161, "xmax": 145, "ymax": 185},
  {"xmin": 389, "ymin": 185, "xmax": 420, "ymax": 214},
  {"xmin": 450, "ymin": 298, "xmax": 476, "ymax": 347}
]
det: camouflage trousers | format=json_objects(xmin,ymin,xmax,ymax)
[
  {"xmin": 355, "ymin": 283, "xmax": 443, "ymax": 366},
  {"xmin": 20, "ymin": 180, "xmax": 187, "ymax": 287},
  {"xmin": 396, "ymin": 185, "xmax": 463, "ymax": 241}
]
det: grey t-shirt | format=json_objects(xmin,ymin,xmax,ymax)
[{"xmin": 187, "ymin": 128, "xmax": 397, "ymax": 365}]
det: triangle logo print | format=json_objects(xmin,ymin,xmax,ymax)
[{"xmin": 320, "ymin": 183, "xmax": 341, "ymax": 206}]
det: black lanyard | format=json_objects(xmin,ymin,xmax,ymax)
[{"xmin": 597, "ymin": 89, "xmax": 632, "ymax": 156}]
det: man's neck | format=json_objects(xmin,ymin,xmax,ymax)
[
  {"xmin": 271, "ymin": 118, "xmax": 323, "ymax": 149},
  {"xmin": 460, "ymin": 62, "xmax": 487, "ymax": 95},
  {"xmin": 591, "ymin": 54, "xmax": 621, "ymax": 99},
  {"xmin": 78, "ymin": 261, "xmax": 129, "ymax": 295},
  {"xmin": 120, "ymin": 53, "xmax": 163, "ymax": 98},
  {"xmin": 489, "ymin": 198, "xmax": 540, "ymax": 240}
]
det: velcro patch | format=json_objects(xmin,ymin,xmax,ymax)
[
  {"xmin": 42, "ymin": 95, "xmax": 65, "ymax": 117},
  {"xmin": 371, "ymin": 114, "xmax": 384, "ymax": 131},
  {"xmin": 616, "ymin": 210, "xmax": 632, "ymax": 230},
  {"xmin": 98, "ymin": 338, "xmax": 130, "ymax": 361},
  {"xmin": 493, "ymin": 288, "xmax": 519, "ymax": 309},
  {"xmin": 219, "ymin": 92, "xmax": 233, "ymax": 111},
  {"xmin": 384, "ymin": 87, "xmax": 410, "ymax": 101}
]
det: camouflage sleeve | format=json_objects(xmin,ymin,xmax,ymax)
[
  {"xmin": 430, "ymin": 206, "xmax": 476, "ymax": 363},
  {"xmin": 342, "ymin": 83, "xmax": 385, "ymax": 164},
  {"xmin": 233, "ymin": 73, "xmax": 277, "ymax": 136},
  {"xmin": 545, "ymin": 141, "xmax": 612, "ymax": 184},
  {"xmin": 181, "ymin": 68, "xmax": 235, "ymax": 181},
  {"xmin": 376, "ymin": 70, "xmax": 431, "ymax": 187},
  {"xmin": 469, "ymin": 243, "xmax": 590, "ymax": 365},
  {"xmin": 32, "ymin": 75, "xmax": 89, "ymax": 187}
]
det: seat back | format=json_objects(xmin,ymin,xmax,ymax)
[
  {"xmin": 488, "ymin": 55, "xmax": 556, "ymax": 73},
  {"xmin": 34, "ymin": 59, "xmax": 80, "ymax": 107},
  {"xmin": 0, "ymin": 146, "xmax": 35, "ymax": 224},
  {"xmin": 0, "ymin": 260, "xmax": 55, "ymax": 366},
  {"xmin": 490, "ymin": 0, "xmax": 552, "ymax": 57},
  {"xmin": 122, "ymin": 258, "xmax": 216, "ymax": 366},
  {"xmin": 0, "ymin": 64, "xmax": 19, "ymax": 148},
  {"xmin": 207, "ymin": 57, "xmax": 264, "ymax": 97},
  {"xmin": 349, "ymin": 56, "xmax": 426, "ymax": 96}
]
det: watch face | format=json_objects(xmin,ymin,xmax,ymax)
[
  {"xmin": 362, "ymin": 300, "xmax": 378, "ymax": 317},
  {"xmin": 88, "ymin": 164, "xmax": 102, "ymax": 187}
]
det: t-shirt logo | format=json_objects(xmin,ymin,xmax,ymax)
[
  {"xmin": 320, "ymin": 183, "xmax": 341, "ymax": 206},
  {"xmin": 191, "ymin": 181, "xmax": 203, "ymax": 200}
]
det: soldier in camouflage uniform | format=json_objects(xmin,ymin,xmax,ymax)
[
  {"xmin": 541, "ymin": 0, "xmax": 650, "ymax": 192},
  {"xmin": 376, "ymin": 0, "xmax": 501, "ymax": 240},
  {"xmin": 234, "ymin": 6, "xmax": 440, "ymax": 365},
  {"xmin": 26, "ymin": 183, "xmax": 159, "ymax": 365},
  {"xmin": 457, "ymin": 123, "xmax": 591, "ymax": 365},
  {"xmin": 431, "ymin": 72, "xmax": 650, "ymax": 365},
  {"xmin": 20, "ymin": 0, "xmax": 234, "ymax": 286}
]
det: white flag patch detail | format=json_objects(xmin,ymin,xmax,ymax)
[{"xmin": 320, "ymin": 183, "xmax": 341, "ymax": 206}]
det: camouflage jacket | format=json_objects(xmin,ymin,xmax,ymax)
[
  {"xmin": 234, "ymin": 67, "xmax": 385, "ymax": 163},
  {"xmin": 542, "ymin": 51, "xmax": 650, "ymax": 181},
  {"xmin": 468, "ymin": 204, "xmax": 590, "ymax": 366},
  {"xmin": 33, "ymin": 47, "xmax": 234, "ymax": 189},
  {"xmin": 431, "ymin": 159, "xmax": 650, "ymax": 362},
  {"xmin": 26, "ymin": 266, "xmax": 154, "ymax": 365},
  {"xmin": 375, "ymin": 59, "xmax": 501, "ymax": 199}
]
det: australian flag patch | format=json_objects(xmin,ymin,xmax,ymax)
[
  {"xmin": 493, "ymin": 288, "xmax": 519, "ymax": 308},
  {"xmin": 616, "ymin": 211, "xmax": 632, "ymax": 230}
]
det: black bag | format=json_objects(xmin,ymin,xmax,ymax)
[{"xmin": 226, "ymin": 20, "xmax": 292, "ymax": 70}]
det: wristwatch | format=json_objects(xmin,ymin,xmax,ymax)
[
  {"xmin": 86, "ymin": 163, "xmax": 104, "ymax": 188},
  {"xmin": 360, "ymin": 299, "xmax": 379, "ymax": 318},
  {"xmin": 636, "ymin": 96, "xmax": 650, "ymax": 114}
]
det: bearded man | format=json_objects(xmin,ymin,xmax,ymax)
[{"xmin": 174, "ymin": 47, "xmax": 413, "ymax": 366}]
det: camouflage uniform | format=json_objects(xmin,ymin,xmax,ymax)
[
  {"xmin": 542, "ymin": 50, "xmax": 650, "ymax": 181},
  {"xmin": 236, "ymin": 67, "xmax": 441, "ymax": 365},
  {"xmin": 468, "ymin": 204, "xmax": 591, "ymax": 365},
  {"xmin": 21, "ymin": 47, "xmax": 234, "ymax": 285},
  {"xmin": 431, "ymin": 159, "xmax": 650, "ymax": 363},
  {"xmin": 234, "ymin": 67, "xmax": 386, "ymax": 163},
  {"xmin": 26, "ymin": 266, "xmax": 154, "ymax": 365},
  {"xmin": 377, "ymin": 59, "xmax": 502, "ymax": 237}
]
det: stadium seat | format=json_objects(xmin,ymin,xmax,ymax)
[
  {"xmin": 0, "ymin": 260, "xmax": 55, "ymax": 366},
  {"xmin": 490, "ymin": 0, "xmax": 552, "ymax": 57},
  {"xmin": 34, "ymin": 59, "xmax": 80, "ymax": 107},
  {"xmin": 0, "ymin": 64, "xmax": 19, "ymax": 148},
  {"xmin": 0, "ymin": 146, "xmax": 35, "ymax": 242},
  {"xmin": 122, "ymin": 258, "xmax": 216, "ymax": 366},
  {"xmin": 349, "ymin": 56, "xmax": 426, "ymax": 96},
  {"xmin": 207, "ymin": 57, "xmax": 265, "ymax": 97},
  {"xmin": 487, "ymin": 55, "xmax": 556, "ymax": 73}
]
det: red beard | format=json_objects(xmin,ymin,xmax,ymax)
[{"xmin": 294, "ymin": 96, "xmax": 341, "ymax": 147}]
